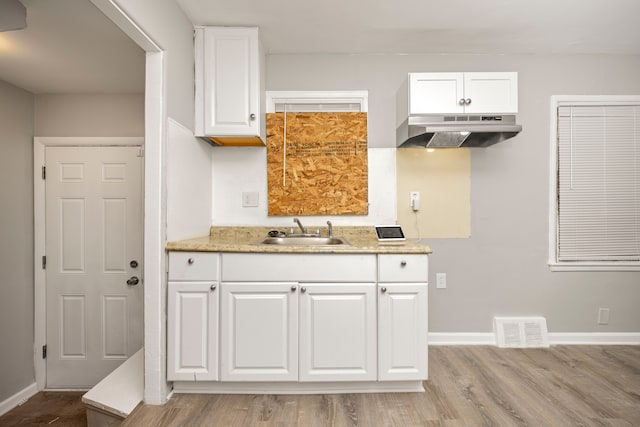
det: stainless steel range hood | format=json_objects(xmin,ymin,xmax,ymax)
[{"xmin": 397, "ymin": 114, "xmax": 522, "ymax": 148}]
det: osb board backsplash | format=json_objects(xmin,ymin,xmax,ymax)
[{"xmin": 266, "ymin": 112, "xmax": 368, "ymax": 216}]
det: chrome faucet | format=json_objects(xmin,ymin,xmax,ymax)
[
  {"xmin": 326, "ymin": 220, "xmax": 333, "ymax": 238},
  {"xmin": 293, "ymin": 217, "xmax": 307, "ymax": 234}
]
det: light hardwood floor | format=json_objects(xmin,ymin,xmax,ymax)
[{"xmin": 122, "ymin": 345, "xmax": 640, "ymax": 426}]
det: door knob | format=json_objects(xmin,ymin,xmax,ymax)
[{"xmin": 127, "ymin": 276, "xmax": 139, "ymax": 286}]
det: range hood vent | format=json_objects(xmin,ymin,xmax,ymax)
[{"xmin": 397, "ymin": 114, "xmax": 522, "ymax": 148}]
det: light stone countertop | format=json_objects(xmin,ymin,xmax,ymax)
[{"xmin": 166, "ymin": 226, "xmax": 431, "ymax": 254}]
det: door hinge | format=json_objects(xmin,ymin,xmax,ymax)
[
  {"xmin": 42, "ymin": 166, "xmax": 46, "ymax": 179},
  {"xmin": 42, "ymin": 255, "xmax": 46, "ymax": 269},
  {"xmin": 42, "ymin": 345, "xmax": 47, "ymax": 359}
]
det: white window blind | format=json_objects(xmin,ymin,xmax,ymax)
[{"xmin": 556, "ymin": 104, "xmax": 640, "ymax": 263}]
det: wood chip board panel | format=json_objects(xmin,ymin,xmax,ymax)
[{"xmin": 266, "ymin": 112, "xmax": 368, "ymax": 216}]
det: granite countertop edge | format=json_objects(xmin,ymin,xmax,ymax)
[{"xmin": 166, "ymin": 226, "xmax": 431, "ymax": 255}]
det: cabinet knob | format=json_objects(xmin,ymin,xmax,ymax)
[
  {"xmin": 465, "ymin": 98, "xmax": 472, "ymax": 105},
  {"xmin": 381, "ymin": 287, "xmax": 387, "ymax": 293},
  {"xmin": 400, "ymin": 260, "xmax": 407, "ymax": 267},
  {"xmin": 187, "ymin": 257, "xmax": 195, "ymax": 265},
  {"xmin": 300, "ymin": 287, "xmax": 307, "ymax": 293},
  {"xmin": 459, "ymin": 98, "xmax": 466, "ymax": 105},
  {"xmin": 291, "ymin": 285, "xmax": 297, "ymax": 292},
  {"xmin": 210, "ymin": 284, "xmax": 216, "ymax": 291},
  {"xmin": 250, "ymin": 113, "xmax": 256, "ymax": 120}
]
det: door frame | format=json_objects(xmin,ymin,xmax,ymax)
[{"xmin": 33, "ymin": 137, "xmax": 144, "ymax": 390}]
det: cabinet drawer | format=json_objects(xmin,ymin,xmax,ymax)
[
  {"xmin": 222, "ymin": 253, "xmax": 376, "ymax": 282},
  {"xmin": 169, "ymin": 252, "xmax": 219, "ymax": 281},
  {"xmin": 378, "ymin": 255, "xmax": 428, "ymax": 282}
]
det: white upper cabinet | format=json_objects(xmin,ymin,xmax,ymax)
[
  {"xmin": 195, "ymin": 27, "xmax": 265, "ymax": 146},
  {"xmin": 408, "ymin": 72, "xmax": 518, "ymax": 115}
]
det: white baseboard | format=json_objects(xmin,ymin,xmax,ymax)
[
  {"xmin": 429, "ymin": 332, "xmax": 496, "ymax": 345},
  {"xmin": 548, "ymin": 332, "xmax": 640, "ymax": 345},
  {"xmin": 0, "ymin": 383, "xmax": 38, "ymax": 417},
  {"xmin": 429, "ymin": 332, "xmax": 640, "ymax": 346}
]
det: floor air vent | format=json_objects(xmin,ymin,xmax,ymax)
[{"xmin": 494, "ymin": 317, "xmax": 549, "ymax": 348}]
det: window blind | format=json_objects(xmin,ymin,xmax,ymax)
[{"xmin": 557, "ymin": 105, "xmax": 640, "ymax": 261}]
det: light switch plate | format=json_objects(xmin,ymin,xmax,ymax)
[{"xmin": 242, "ymin": 191, "xmax": 259, "ymax": 207}]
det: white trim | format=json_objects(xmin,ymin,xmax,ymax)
[
  {"xmin": 173, "ymin": 380, "xmax": 424, "ymax": 394},
  {"xmin": 548, "ymin": 95, "xmax": 640, "ymax": 271},
  {"xmin": 429, "ymin": 332, "xmax": 496, "ymax": 345},
  {"xmin": 265, "ymin": 90, "xmax": 369, "ymax": 113},
  {"xmin": 429, "ymin": 332, "xmax": 640, "ymax": 346},
  {"xmin": 0, "ymin": 383, "xmax": 37, "ymax": 417},
  {"xmin": 90, "ymin": 0, "xmax": 161, "ymax": 52},
  {"xmin": 548, "ymin": 332, "xmax": 640, "ymax": 345},
  {"xmin": 86, "ymin": 1, "xmax": 169, "ymax": 405},
  {"xmin": 33, "ymin": 137, "xmax": 144, "ymax": 391}
]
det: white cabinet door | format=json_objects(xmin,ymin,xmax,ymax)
[
  {"xmin": 220, "ymin": 282, "xmax": 298, "ymax": 381},
  {"xmin": 196, "ymin": 27, "xmax": 263, "ymax": 142},
  {"xmin": 409, "ymin": 72, "xmax": 464, "ymax": 115},
  {"xmin": 299, "ymin": 283, "xmax": 377, "ymax": 382},
  {"xmin": 378, "ymin": 283, "xmax": 428, "ymax": 381},
  {"xmin": 408, "ymin": 72, "xmax": 518, "ymax": 115},
  {"xmin": 463, "ymin": 72, "xmax": 518, "ymax": 114},
  {"xmin": 167, "ymin": 281, "xmax": 219, "ymax": 381}
]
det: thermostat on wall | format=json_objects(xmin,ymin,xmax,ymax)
[{"xmin": 375, "ymin": 225, "xmax": 406, "ymax": 244}]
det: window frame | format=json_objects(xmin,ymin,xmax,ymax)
[{"xmin": 549, "ymin": 95, "xmax": 640, "ymax": 272}]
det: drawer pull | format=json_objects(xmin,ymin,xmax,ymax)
[
  {"xmin": 210, "ymin": 284, "xmax": 216, "ymax": 291},
  {"xmin": 400, "ymin": 260, "xmax": 407, "ymax": 267},
  {"xmin": 187, "ymin": 258, "xmax": 195, "ymax": 265}
]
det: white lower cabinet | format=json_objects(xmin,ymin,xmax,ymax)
[
  {"xmin": 299, "ymin": 283, "xmax": 377, "ymax": 382},
  {"xmin": 168, "ymin": 251, "xmax": 429, "ymax": 391},
  {"xmin": 378, "ymin": 283, "xmax": 428, "ymax": 381},
  {"xmin": 167, "ymin": 281, "xmax": 219, "ymax": 381},
  {"xmin": 220, "ymin": 282, "xmax": 298, "ymax": 381}
]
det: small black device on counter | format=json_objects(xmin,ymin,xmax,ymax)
[{"xmin": 375, "ymin": 225, "xmax": 406, "ymax": 244}]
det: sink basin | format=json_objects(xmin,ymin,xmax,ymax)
[{"xmin": 257, "ymin": 236, "xmax": 350, "ymax": 246}]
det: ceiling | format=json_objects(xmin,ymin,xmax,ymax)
[
  {"xmin": 0, "ymin": 0, "xmax": 144, "ymax": 94},
  {"xmin": 1, "ymin": 0, "xmax": 639, "ymax": 94}
]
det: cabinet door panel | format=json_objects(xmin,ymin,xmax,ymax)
[
  {"xmin": 201, "ymin": 27, "xmax": 259, "ymax": 136},
  {"xmin": 167, "ymin": 282, "xmax": 218, "ymax": 381},
  {"xmin": 378, "ymin": 283, "xmax": 428, "ymax": 381},
  {"xmin": 463, "ymin": 72, "xmax": 518, "ymax": 113},
  {"xmin": 299, "ymin": 283, "xmax": 376, "ymax": 382},
  {"xmin": 220, "ymin": 282, "xmax": 298, "ymax": 381},
  {"xmin": 409, "ymin": 72, "xmax": 464, "ymax": 114}
]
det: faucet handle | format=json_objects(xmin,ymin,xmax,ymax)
[{"xmin": 326, "ymin": 220, "xmax": 333, "ymax": 237}]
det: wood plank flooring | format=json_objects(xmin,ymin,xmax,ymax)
[
  {"xmin": 122, "ymin": 346, "xmax": 640, "ymax": 426},
  {"xmin": 0, "ymin": 391, "xmax": 86, "ymax": 426},
  {"xmin": 2, "ymin": 346, "xmax": 638, "ymax": 426}
]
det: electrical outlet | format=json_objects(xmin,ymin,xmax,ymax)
[
  {"xmin": 597, "ymin": 308, "xmax": 610, "ymax": 325},
  {"xmin": 410, "ymin": 191, "xmax": 420, "ymax": 211},
  {"xmin": 436, "ymin": 273, "xmax": 447, "ymax": 289}
]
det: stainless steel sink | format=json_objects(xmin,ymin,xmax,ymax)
[{"xmin": 257, "ymin": 236, "xmax": 350, "ymax": 246}]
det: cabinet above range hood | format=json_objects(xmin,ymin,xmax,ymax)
[
  {"xmin": 396, "ymin": 72, "xmax": 521, "ymax": 148},
  {"xmin": 397, "ymin": 114, "xmax": 522, "ymax": 148}
]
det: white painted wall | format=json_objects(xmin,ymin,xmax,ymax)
[
  {"xmin": 167, "ymin": 119, "xmax": 213, "ymax": 240},
  {"xmin": 0, "ymin": 79, "xmax": 35, "ymax": 405},
  {"xmin": 265, "ymin": 53, "xmax": 640, "ymax": 333}
]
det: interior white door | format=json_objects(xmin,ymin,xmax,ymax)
[{"xmin": 45, "ymin": 146, "xmax": 143, "ymax": 388}]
